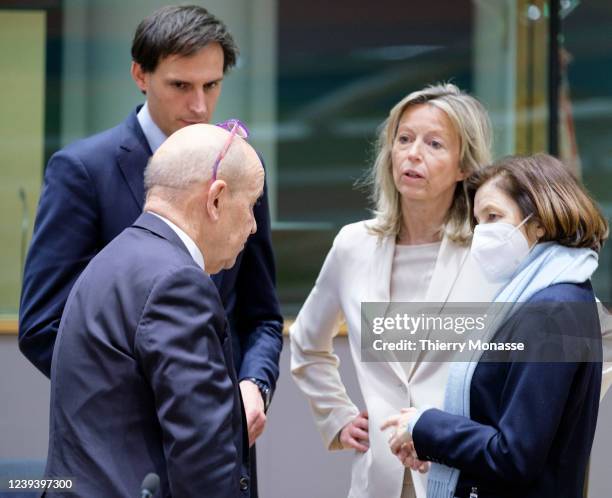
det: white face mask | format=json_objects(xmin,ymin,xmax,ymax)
[{"xmin": 471, "ymin": 215, "xmax": 533, "ymax": 282}]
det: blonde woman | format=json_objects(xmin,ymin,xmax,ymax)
[{"xmin": 290, "ymin": 84, "xmax": 493, "ymax": 498}]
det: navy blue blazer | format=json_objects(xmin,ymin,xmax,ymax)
[
  {"xmin": 413, "ymin": 282, "xmax": 602, "ymax": 498},
  {"xmin": 45, "ymin": 213, "xmax": 248, "ymax": 497},
  {"xmin": 19, "ymin": 107, "xmax": 283, "ymax": 388}
]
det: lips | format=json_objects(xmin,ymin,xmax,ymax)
[
  {"xmin": 180, "ymin": 119, "xmax": 206, "ymax": 126},
  {"xmin": 403, "ymin": 169, "xmax": 425, "ymax": 179}
]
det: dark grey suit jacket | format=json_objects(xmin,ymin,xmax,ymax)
[{"xmin": 44, "ymin": 212, "xmax": 248, "ymax": 498}]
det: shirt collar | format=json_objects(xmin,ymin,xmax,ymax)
[
  {"xmin": 137, "ymin": 102, "xmax": 167, "ymax": 153},
  {"xmin": 148, "ymin": 212, "xmax": 205, "ymax": 271}
]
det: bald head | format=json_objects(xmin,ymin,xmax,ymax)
[
  {"xmin": 143, "ymin": 123, "xmax": 265, "ymax": 274},
  {"xmin": 144, "ymin": 123, "xmax": 263, "ymax": 198}
]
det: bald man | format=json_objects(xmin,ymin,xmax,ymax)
[{"xmin": 43, "ymin": 124, "xmax": 262, "ymax": 498}]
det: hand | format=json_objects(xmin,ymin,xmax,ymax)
[
  {"xmin": 397, "ymin": 441, "xmax": 430, "ymax": 473},
  {"xmin": 339, "ymin": 411, "xmax": 369, "ymax": 452},
  {"xmin": 381, "ymin": 408, "xmax": 429, "ymax": 471},
  {"xmin": 239, "ymin": 380, "xmax": 266, "ymax": 447},
  {"xmin": 380, "ymin": 408, "xmax": 429, "ymax": 474},
  {"xmin": 380, "ymin": 407, "xmax": 417, "ymax": 453}
]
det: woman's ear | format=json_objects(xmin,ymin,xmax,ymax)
[{"xmin": 532, "ymin": 221, "xmax": 545, "ymax": 240}]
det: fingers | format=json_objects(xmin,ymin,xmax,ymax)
[
  {"xmin": 403, "ymin": 457, "xmax": 429, "ymax": 473},
  {"xmin": 353, "ymin": 414, "xmax": 369, "ymax": 431},
  {"xmin": 245, "ymin": 408, "xmax": 266, "ymax": 447},
  {"xmin": 389, "ymin": 434, "xmax": 407, "ymax": 454},
  {"xmin": 396, "ymin": 444, "xmax": 412, "ymax": 460},
  {"xmin": 344, "ymin": 435, "xmax": 369, "ymax": 453},
  {"xmin": 380, "ymin": 415, "xmax": 400, "ymax": 431},
  {"xmin": 347, "ymin": 419, "xmax": 370, "ymax": 449},
  {"xmin": 340, "ymin": 414, "xmax": 371, "ymax": 452},
  {"xmin": 397, "ymin": 441, "xmax": 429, "ymax": 472},
  {"xmin": 350, "ymin": 426, "xmax": 369, "ymax": 442},
  {"xmin": 340, "ymin": 428, "xmax": 369, "ymax": 452}
]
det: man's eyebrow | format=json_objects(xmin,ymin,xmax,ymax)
[{"xmin": 166, "ymin": 77, "xmax": 189, "ymax": 84}]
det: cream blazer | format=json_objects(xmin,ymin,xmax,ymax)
[{"xmin": 290, "ymin": 220, "xmax": 612, "ymax": 498}]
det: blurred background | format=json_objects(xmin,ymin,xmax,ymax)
[{"xmin": 1, "ymin": 1, "xmax": 611, "ymax": 497}]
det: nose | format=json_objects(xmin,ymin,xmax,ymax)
[
  {"xmin": 250, "ymin": 216, "xmax": 258, "ymax": 235},
  {"xmin": 188, "ymin": 88, "xmax": 207, "ymax": 117},
  {"xmin": 407, "ymin": 139, "xmax": 422, "ymax": 161}
]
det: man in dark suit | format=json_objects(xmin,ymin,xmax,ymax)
[
  {"xmin": 45, "ymin": 123, "xmax": 263, "ymax": 497},
  {"xmin": 19, "ymin": 7, "xmax": 281, "ymax": 492}
]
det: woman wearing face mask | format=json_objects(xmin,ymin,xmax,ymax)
[
  {"xmin": 383, "ymin": 153, "xmax": 608, "ymax": 498},
  {"xmin": 289, "ymin": 84, "xmax": 493, "ymax": 498}
]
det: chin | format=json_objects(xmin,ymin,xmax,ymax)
[
  {"xmin": 399, "ymin": 189, "xmax": 427, "ymax": 201},
  {"xmin": 223, "ymin": 256, "xmax": 239, "ymax": 271}
]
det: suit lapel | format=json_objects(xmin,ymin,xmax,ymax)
[
  {"xmin": 402, "ymin": 236, "xmax": 471, "ymax": 381},
  {"xmin": 133, "ymin": 212, "xmax": 193, "ymax": 262},
  {"xmin": 116, "ymin": 109, "xmax": 153, "ymax": 210},
  {"xmin": 366, "ymin": 231, "xmax": 409, "ymax": 386},
  {"xmin": 425, "ymin": 235, "xmax": 470, "ymax": 302}
]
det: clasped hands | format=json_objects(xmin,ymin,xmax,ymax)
[
  {"xmin": 381, "ymin": 407, "xmax": 429, "ymax": 473},
  {"xmin": 339, "ymin": 409, "xmax": 428, "ymax": 473}
]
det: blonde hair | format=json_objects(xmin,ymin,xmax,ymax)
[
  {"xmin": 467, "ymin": 154, "xmax": 609, "ymax": 252},
  {"xmin": 367, "ymin": 83, "xmax": 492, "ymax": 244}
]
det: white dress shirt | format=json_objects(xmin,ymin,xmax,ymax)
[
  {"xmin": 149, "ymin": 212, "xmax": 205, "ymax": 272},
  {"xmin": 137, "ymin": 102, "xmax": 167, "ymax": 153}
]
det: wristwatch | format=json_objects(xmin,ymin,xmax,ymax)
[{"xmin": 244, "ymin": 377, "xmax": 272, "ymax": 412}]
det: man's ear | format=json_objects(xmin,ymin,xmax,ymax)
[
  {"xmin": 130, "ymin": 62, "xmax": 148, "ymax": 95},
  {"xmin": 206, "ymin": 180, "xmax": 227, "ymax": 222}
]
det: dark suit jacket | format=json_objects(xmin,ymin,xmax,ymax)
[
  {"xmin": 19, "ymin": 107, "xmax": 283, "ymax": 388},
  {"xmin": 44, "ymin": 213, "xmax": 248, "ymax": 497},
  {"xmin": 413, "ymin": 282, "xmax": 602, "ymax": 498}
]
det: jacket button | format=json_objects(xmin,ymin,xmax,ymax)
[{"xmin": 239, "ymin": 476, "xmax": 249, "ymax": 491}]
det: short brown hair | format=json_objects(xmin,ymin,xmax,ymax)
[
  {"xmin": 131, "ymin": 5, "xmax": 238, "ymax": 73},
  {"xmin": 467, "ymin": 153, "xmax": 609, "ymax": 252}
]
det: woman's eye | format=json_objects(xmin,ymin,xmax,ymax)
[
  {"xmin": 430, "ymin": 140, "xmax": 443, "ymax": 149},
  {"xmin": 398, "ymin": 134, "xmax": 416, "ymax": 145},
  {"xmin": 487, "ymin": 213, "xmax": 500, "ymax": 222}
]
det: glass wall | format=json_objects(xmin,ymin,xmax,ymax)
[
  {"xmin": 561, "ymin": 1, "xmax": 612, "ymax": 301},
  {"xmin": 275, "ymin": 0, "xmax": 560, "ymax": 313},
  {"xmin": 0, "ymin": 0, "xmax": 610, "ymax": 321},
  {"xmin": 0, "ymin": 8, "xmax": 46, "ymax": 317}
]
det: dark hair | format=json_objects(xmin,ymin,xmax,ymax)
[
  {"xmin": 131, "ymin": 5, "xmax": 239, "ymax": 73},
  {"xmin": 467, "ymin": 153, "xmax": 609, "ymax": 252}
]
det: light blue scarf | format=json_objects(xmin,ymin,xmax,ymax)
[{"xmin": 426, "ymin": 242, "xmax": 598, "ymax": 498}]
